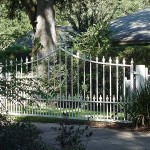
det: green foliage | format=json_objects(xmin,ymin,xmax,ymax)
[
  {"xmin": 0, "ymin": 45, "xmax": 31, "ymax": 63},
  {"xmin": 63, "ymin": 0, "xmax": 150, "ymax": 58},
  {"xmin": 125, "ymin": 82, "xmax": 150, "ymax": 128},
  {"xmin": 57, "ymin": 0, "xmax": 150, "ymax": 60},
  {"xmin": 14, "ymin": 116, "xmax": 88, "ymax": 124},
  {"xmin": 53, "ymin": 116, "xmax": 93, "ymax": 150},
  {"xmin": 113, "ymin": 0, "xmax": 150, "ymax": 18},
  {"xmin": 0, "ymin": 4, "xmax": 31, "ymax": 50},
  {"xmin": 73, "ymin": 22, "xmax": 112, "ymax": 57},
  {"xmin": 57, "ymin": 0, "xmax": 150, "ymax": 33},
  {"xmin": 0, "ymin": 114, "xmax": 51, "ymax": 150},
  {"xmin": 117, "ymin": 45, "xmax": 150, "ymax": 67},
  {"xmin": 57, "ymin": 0, "xmax": 119, "ymax": 33},
  {"xmin": 0, "ymin": 114, "xmax": 92, "ymax": 150}
]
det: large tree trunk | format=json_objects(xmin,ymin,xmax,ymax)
[{"xmin": 34, "ymin": 0, "xmax": 57, "ymax": 58}]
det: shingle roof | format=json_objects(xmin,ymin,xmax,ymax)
[
  {"xmin": 15, "ymin": 26, "xmax": 75, "ymax": 48},
  {"xmin": 110, "ymin": 8, "xmax": 150, "ymax": 45}
]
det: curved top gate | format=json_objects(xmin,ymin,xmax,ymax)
[{"xmin": 0, "ymin": 47, "xmax": 134, "ymax": 122}]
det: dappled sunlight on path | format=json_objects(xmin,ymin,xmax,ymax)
[{"xmin": 34, "ymin": 123, "xmax": 150, "ymax": 150}]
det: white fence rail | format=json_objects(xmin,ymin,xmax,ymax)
[{"xmin": 0, "ymin": 47, "xmax": 148, "ymax": 122}]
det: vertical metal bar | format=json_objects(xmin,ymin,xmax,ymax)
[
  {"xmin": 123, "ymin": 58, "xmax": 126, "ymax": 120},
  {"xmin": 15, "ymin": 58, "xmax": 19, "ymax": 113},
  {"xmin": 40, "ymin": 95, "xmax": 41, "ymax": 115},
  {"xmin": 30, "ymin": 56, "xmax": 36, "ymax": 114},
  {"xmin": 57, "ymin": 95, "xmax": 59, "ymax": 117},
  {"xmin": 25, "ymin": 57, "xmax": 28, "ymax": 75},
  {"xmin": 62, "ymin": 94, "xmax": 64, "ymax": 114},
  {"xmin": 99, "ymin": 95, "xmax": 102, "ymax": 119},
  {"xmin": 47, "ymin": 57, "xmax": 50, "ymax": 84},
  {"xmin": 5, "ymin": 60, "xmax": 8, "ymax": 113},
  {"xmin": 59, "ymin": 47, "xmax": 62, "ymax": 115},
  {"xmin": 93, "ymin": 95, "xmax": 96, "ymax": 118},
  {"xmin": 42, "ymin": 58, "xmax": 44, "ymax": 79},
  {"xmin": 65, "ymin": 95, "xmax": 67, "ymax": 114},
  {"xmin": 7, "ymin": 64, "xmax": 10, "ymax": 112},
  {"xmin": 96, "ymin": 57, "xmax": 99, "ymax": 119},
  {"xmin": 77, "ymin": 52, "xmax": 80, "ymax": 116},
  {"xmin": 65, "ymin": 47, "xmax": 68, "ymax": 103},
  {"xmin": 21, "ymin": 58, "xmax": 23, "ymax": 75},
  {"xmin": 106, "ymin": 95, "xmax": 109, "ymax": 120},
  {"xmin": 109, "ymin": 57, "xmax": 112, "ymax": 118},
  {"xmin": 47, "ymin": 56, "xmax": 50, "ymax": 115},
  {"xmin": 30, "ymin": 57, "xmax": 33, "ymax": 78},
  {"xmin": 119, "ymin": 95, "xmax": 123, "ymax": 120},
  {"xmin": 41, "ymin": 58, "xmax": 45, "ymax": 116},
  {"xmin": 54, "ymin": 95, "xmax": 57, "ymax": 116},
  {"xmin": 123, "ymin": 58, "xmax": 126, "ymax": 99},
  {"xmin": 130, "ymin": 59, "xmax": 134, "ymax": 93},
  {"xmin": 83, "ymin": 55, "xmax": 86, "ymax": 117},
  {"xmin": 75, "ymin": 94, "xmax": 77, "ymax": 118},
  {"xmin": 20, "ymin": 58, "xmax": 23, "ymax": 114},
  {"xmin": 31, "ymin": 57, "xmax": 34, "ymax": 115},
  {"xmin": 10, "ymin": 60, "xmax": 13, "ymax": 113},
  {"xmin": 86, "ymin": 95, "xmax": 89, "ymax": 118},
  {"xmin": 36, "ymin": 54, "xmax": 39, "ymax": 115},
  {"xmin": 77, "ymin": 52, "xmax": 80, "ymax": 96},
  {"xmin": 15, "ymin": 58, "xmax": 17, "ymax": 78},
  {"xmin": 116, "ymin": 57, "xmax": 119, "ymax": 120},
  {"xmin": 102, "ymin": 56, "xmax": 105, "ymax": 119},
  {"xmin": 71, "ymin": 50, "xmax": 73, "ymax": 117},
  {"xmin": 53, "ymin": 52, "xmax": 56, "ymax": 91},
  {"xmin": 25, "ymin": 57, "xmax": 29, "ymax": 114},
  {"xmin": 113, "ymin": 95, "xmax": 116, "ymax": 120},
  {"xmin": 90, "ymin": 55, "xmax": 92, "ymax": 116},
  {"xmin": 68, "ymin": 94, "xmax": 71, "ymax": 117},
  {"xmin": 36, "ymin": 54, "xmax": 39, "ymax": 78}
]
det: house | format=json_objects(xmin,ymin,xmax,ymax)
[
  {"xmin": 109, "ymin": 8, "xmax": 150, "ymax": 45},
  {"xmin": 16, "ymin": 7, "xmax": 150, "ymax": 47},
  {"xmin": 15, "ymin": 26, "xmax": 76, "ymax": 48}
]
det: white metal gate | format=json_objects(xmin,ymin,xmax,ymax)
[{"xmin": 1, "ymin": 47, "xmax": 147, "ymax": 122}]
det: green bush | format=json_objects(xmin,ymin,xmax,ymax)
[
  {"xmin": 0, "ymin": 44, "xmax": 31, "ymax": 63},
  {"xmin": 117, "ymin": 45, "xmax": 150, "ymax": 67},
  {"xmin": 72, "ymin": 22, "xmax": 113, "ymax": 58},
  {"xmin": 126, "ymin": 82, "xmax": 150, "ymax": 128},
  {"xmin": 53, "ymin": 116, "xmax": 93, "ymax": 150},
  {"xmin": 0, "ymin": 114, "xmax": 51, "ymax": 150}
]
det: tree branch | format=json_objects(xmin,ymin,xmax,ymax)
[{"xmin": 20, "ymin": 0, "xmax": 37, "ymax": 32}]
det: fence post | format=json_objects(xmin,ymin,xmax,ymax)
[
  {"xmin": 145, "ymin": 67, "xmax": 149, "ymax": 81},
  {"xmin": 129, "ymin": 59, "xmax": 134, "ymax": 93},
  {"xmin": 135, "ymin": 65, "xmax": 146, "ymax": 91}
]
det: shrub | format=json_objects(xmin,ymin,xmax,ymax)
[
  {"xmin": 117, "ymin": 45, "xmax": 150, "ymax": 67},
  {"xmin": 0, "ymin": 44, "xmax": 31, "ymax": 63},
  {"xmin": 126, "ymin": 82, "xmax": 150, "ymax": 129},
  {"xmin": 53, "ymin": 116, "xmax": 93, "ymax": 150},
  {"xmin": 0, "ymin": 114, "xmax": 51, "ymax": 150}
]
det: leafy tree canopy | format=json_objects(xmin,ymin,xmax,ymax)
[
  {"xmin": 63, "ymin": 0, "xmax": 150, "ymax": 58},
  {"xmin": 0, "ymin": 3, "xmax": 32, "ymax": 50},
  {"xmin": 1, "ymin": 0, "xmax": 150, "ymax": 59}
]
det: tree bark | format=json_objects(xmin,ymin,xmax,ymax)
[
  {"xmin": 20, "ymin": 0, "xmax": 37, "ymax": 32},
  {"xmin": 35, "ymin": 0, "xmax": 57, "ymax": 58}
]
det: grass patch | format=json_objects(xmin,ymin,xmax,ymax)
[{"xmin": 13, "ymin": 116, "xmax": 88, "ymax": 125}]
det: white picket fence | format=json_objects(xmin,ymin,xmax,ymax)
[{"xmin": 0, "ymin": 47, "xmax": 149, "ymax": 122}]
